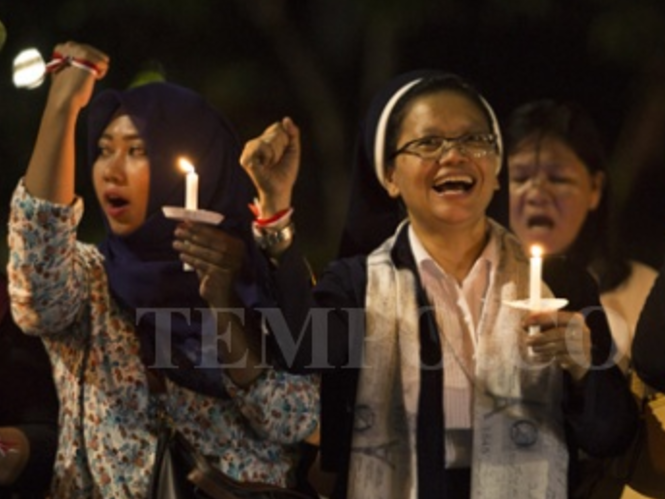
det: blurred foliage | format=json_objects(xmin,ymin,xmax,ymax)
[
  {"xmin": 588, "ymin": 0, "xmax": 665, "ymax": 63},
  {"xmin": 128, "ymin": 62, "xmax": 167, "ymax": 88},
  {"xmin": 1, "ymin": 0, "xmax": 665, "ymax": 269},
  {"xmin": 0, "ymin": 18, "xmax": 5, "ymax": 51}
]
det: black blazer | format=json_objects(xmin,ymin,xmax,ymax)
[{"xmin": 267, "ymin": 229, "xmax": 638, "ymax": 499}]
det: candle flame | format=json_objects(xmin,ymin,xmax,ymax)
[
  {"xmin": 530, "ymin": 245, "xmax": 543, "ymax": 258},
  {"xmin": 178, "ymin": 157, "xmax": 195, "ymax": 174}
]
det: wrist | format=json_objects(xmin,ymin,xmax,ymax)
[
  {"xmin": 44, "ymin": 94, "xmax": 84, "ymax": 125},
  {"xmin": 253, "ymin": 221, "xmax": 295, "ymax": 254},
  {"xmin": 255, "ymin": 194, "xmax": 292, "ymax": 219},
  {"xmin": 250, "ymin": 200, "xmax": 295, "ymax": 259}
]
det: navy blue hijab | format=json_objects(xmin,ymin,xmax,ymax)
[{"xmin": 87, "ymin": 82, "xmax": 264, "ymax": 397}]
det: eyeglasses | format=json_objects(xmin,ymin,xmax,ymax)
[{"xmin": 391, "ymin": 133, "xmax": 498, "ymax": 161}]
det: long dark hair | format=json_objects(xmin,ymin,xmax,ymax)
[{"xmin": 504, "ymin": 99, "xmax": 630, "ymax": 291}]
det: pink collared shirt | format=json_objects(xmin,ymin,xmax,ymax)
[{"xmin": 409, "ymin": 224, "xmax": 499, "ymax": 468}]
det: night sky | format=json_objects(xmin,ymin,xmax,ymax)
[{"xmin": 1, "ymin": 0, "xmax": 663, "ymax": 270}]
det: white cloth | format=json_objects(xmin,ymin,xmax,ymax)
[
  {"xmin": 347, "ymin": 219, "xmax": 569, "ymax": 499},
  {"xmin": 600, "ymin": 260, "xmax": 658, "ymax": 373}
]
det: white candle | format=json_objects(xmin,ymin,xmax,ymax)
[
  {"xmin": 179, "ymin": 158, "xmax": 198, "ymax": 211},
  {"xmin": 529, "ymin": 245, "xmax": 543, "ymax": 311}
]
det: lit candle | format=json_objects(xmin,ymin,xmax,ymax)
[
  {"xmin": 179, "ymin": 158, "xmax": 198, "ymax": 211},
  {"xmin": 529, "ymin": 245, "xmax": 543, "ymax": 311}
]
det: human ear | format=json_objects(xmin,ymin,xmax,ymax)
[
  {"xmin": 589, "ymin": 171, "xmax": 605, "ymax": 210},
  {"xmin": 383, "ymin": 166, "xmax": 401, "ymax": 198}
]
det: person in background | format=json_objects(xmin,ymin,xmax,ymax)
[
  {"xmin": 0, "ymin": 273, "xmax": 58, "ymax": 498},
  {"xmin": 239, "ymin": 71, "xmax": 638, "ymax": 499},
  {"xmin": 6, "ymin": 41, "xmax": 319, "ymax": 497},
  {"xmin": 505, "ymin": 99, "xmax": 659, "ymax": 498},
  {"xmin": 505, "ymin": 99, "xmax": 657, "ymax": 372}
]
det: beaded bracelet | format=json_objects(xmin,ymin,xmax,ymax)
[{"xmin": 252, "ymin": 221, "xmax": 295, "ymax": 251}]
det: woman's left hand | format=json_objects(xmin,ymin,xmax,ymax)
[
  {"xmin": 173, "ymin": 223, "xmax": 265, "ymax": 385},
  {"xmin": 523, "ymin": 310, "xmax": 592, "ymax": 382},
  {"xmin": 173, "ymin": 222, "xmax": 245, "ymax": 308}
]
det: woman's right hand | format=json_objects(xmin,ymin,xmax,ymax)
[
  {"xmin": 24, "ymin": 41, "xmax": 109, "ymax": 205},
  {"xmin": 47, "ymin": 41, "xmax": 109, "ymax": 112},
  {"xmin": 239, "ymin": 117, "xmax": 300, "ymax": 218}
]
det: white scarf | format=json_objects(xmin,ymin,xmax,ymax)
[{"xmin": 347, "ymin": 221, "xmax": 569, "ymax": 499}]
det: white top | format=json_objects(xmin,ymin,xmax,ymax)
[{"xmin": 601, "ymin": 260, "xmax": 658, "ymax": 373}]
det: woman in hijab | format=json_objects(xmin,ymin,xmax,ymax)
[
  {"xmin": 239, "ymin": 70, "xmax": 637, "ymax": 499},
  {"xmin": 6, "ymin": 41, "xmax": 319, "ymax": 497}
]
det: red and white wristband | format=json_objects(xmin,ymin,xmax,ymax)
[{"xmin": 45, "ymin": 51, "xmax": 101, "ymax": 77}]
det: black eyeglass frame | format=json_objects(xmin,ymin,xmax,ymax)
[{"xmin": 390, "ymin": 132, "xmax": 498, "ymax": 161}]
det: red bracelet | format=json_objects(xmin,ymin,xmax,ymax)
[
  {"xmin": 46, "ymin": 51, "xmax": 100, "ymax": 77},
  {"xmin": 256, "ymin": 208, "xmax": 292, "ymax": 226},
  {"xmin": 248, "ymin": 203, "xmax": 293, "ymax": 227}
]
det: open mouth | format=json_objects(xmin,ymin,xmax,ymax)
[
  {"xmin": 105, "ymin": 193, "xmax": 129, "ymax": 215},
  {"xmin": 527, "ymin": 214, "xmax": 554, "ymax": 229},
  {"xmin": 433, "ymin": 175, "xmax": 475, "ymax": 194}
]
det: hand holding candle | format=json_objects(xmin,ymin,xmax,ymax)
[
  {"xmin": 163, "ymin": 158, "xmax": 223, "ymax": 273},
  {"xmin": 179, "ymin": 157, "xmax": 199, "ymax": 211},
  {"xmin": 502, "ymin": 244, "xmax": 568, "ymax": 361}
]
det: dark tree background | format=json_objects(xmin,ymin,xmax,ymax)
[{"xmin": 1, "ymin": 0, "xmax": 664, "ymax": 272}]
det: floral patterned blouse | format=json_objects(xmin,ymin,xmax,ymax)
[{"xmin": 7, "ymin": 181, "xmax": 320, "ymax": 498}]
